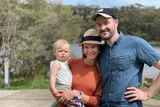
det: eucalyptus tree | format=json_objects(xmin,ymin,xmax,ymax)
[
  {"xmin": 71, "ymin": 5, "xmax": 100, "ymax": 35},
  {"xmin": 0, "ymin": 0, "xmax": 47, "ymax": 78},
  {"xmin": 142, "ymin": 7, "xmax": 160, "ymax": 41},
  {"xmin": 0, "ymin": 0, "xmax": 85, "ymax": 79},
  {"xmin": 0, "ymin": 0, "xmax": 28, "ymax": 76},
  {"xmin": 17, "ymin": 1, "xmax": 84, "ymax": 78},
  {"xmin": 118, "ymin": 4, "xmax": 160, "ymax": 41}
]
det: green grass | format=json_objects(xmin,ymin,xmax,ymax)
[
  {"xmin": 0, "ymin": 75, "xmax": 50, "ymax": 89},
  {"xmin": 152, "ymin": 92, "xmax": 160, "ymax": 100},
  {"xmin": 1, "ymin": 75, "xmax": 160, "ymax": 100}
]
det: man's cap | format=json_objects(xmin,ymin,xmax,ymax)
[
  {"xmin": 91, "ymin": 8, "xmax": 117, "ymax": 21},
  {"xmin": 79, "ymin": 29, "xmax": 103, "ymax": 45}
]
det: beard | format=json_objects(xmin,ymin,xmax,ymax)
[
  {"xmin": 101, "ymin": 34, "xmax": 112, "ymax": 40},
  {"xmin": 99, "ymin": 26, "xmax": 116, "ymax": 40},
  {"xmin": 100, "ymin": 31, "xmax": 115, "ymax": 40}
]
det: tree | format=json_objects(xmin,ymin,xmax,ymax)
[
  {"xmin": 0, "ymin": 0, "xmax": 84, "ymax": 79},
  {"xmin": 71, "ymin": 5, "xmax": 100, "ymax": 36}
]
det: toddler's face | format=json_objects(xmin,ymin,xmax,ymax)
[{"xmin": 55, "ymin": 44, "xmax": 70, "ymax": 61}]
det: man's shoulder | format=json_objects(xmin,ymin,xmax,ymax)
[
  {"xmin": 123, "ymin": 34, "xmax": 143, "ymax": 41},
  {"xmin": 123, "ymin": 34, "xmax": 152, "ymax": 48}
]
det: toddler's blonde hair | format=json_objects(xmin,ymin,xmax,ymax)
[{"xmin": 53, "ymin": 39, "xmax": 70, "ymax": 52}]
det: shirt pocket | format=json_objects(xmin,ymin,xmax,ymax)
[{"xmin": 111, "ymin": 55, "xmax": 132, "ymax": 71}]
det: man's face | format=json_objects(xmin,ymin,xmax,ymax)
[{"xmin": 95, "ymin": 16, "xmax": 118, "ymax": 40}]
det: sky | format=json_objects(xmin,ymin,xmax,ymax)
[{"xmin": 63, "ymin": 0, "xmax": 160, "ymax": 8}]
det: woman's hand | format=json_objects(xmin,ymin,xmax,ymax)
[
  {"xmin": 58, "ymin": 90, "xmax": 75, "ymax": 103},
  {"xmin": 124, "ymin": 87, "xmax": 150, "ymax": 102}
]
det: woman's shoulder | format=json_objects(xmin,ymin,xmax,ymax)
[
  {"xmin": 69, "ymin": 57, "xmax": 82, "ymax": 63},
  {"xmin": 69, "ymin": 58, "xmax": 82, "ymax": 61}
]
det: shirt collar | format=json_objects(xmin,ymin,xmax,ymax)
[
  {"xmin": 103, "ymin": 31, "xmax": 124, "ymax": 47},
  {"xmin": 114, "ymin": 31, "xmax": 124, "ymax": 46}
]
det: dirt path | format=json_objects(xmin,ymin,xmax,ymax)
[
  {"xmin": 0, "ymin": 89, "xmax": 159, "ymax": 107},
  {"xmin": 0, "ymin": 89, "xmax": 53, "ymax": 107},
  {"xmin": 143, "ymin": 99, "xmax": 160, "ymax": 107}
]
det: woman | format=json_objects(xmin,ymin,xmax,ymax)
[{"xmin": 58, "ymin": 29, "xmax": 103, "ymax": 107}]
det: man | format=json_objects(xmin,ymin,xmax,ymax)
[{"xmin": 91, "ymin": 8, "xmax": 160, "ymax": 107}]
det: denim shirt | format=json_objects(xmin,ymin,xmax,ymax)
[{"xmin": 100, "ymin": 32, "xmax": 160, "ymax": 107}]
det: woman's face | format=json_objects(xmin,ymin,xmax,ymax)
[{"xmin": 83, "ymin": 43, "xmax": 100, "ymax": 60}]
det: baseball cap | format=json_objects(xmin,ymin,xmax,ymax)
[{"xmin": 91, "ymin": 8, "xmax": 117, "ymax": 21}]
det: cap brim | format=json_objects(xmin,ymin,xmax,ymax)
[
  {"xmin": 79, "ymin": 41, "xmax": 104, "ymax": 46},
  {"xmin": 91, "ymin": 13, "xmax": 112, "ymax": 21}
]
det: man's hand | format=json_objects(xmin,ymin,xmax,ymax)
[{"xmin": 124, "ymin": 87, "xmax": 150, "ymax": 102}]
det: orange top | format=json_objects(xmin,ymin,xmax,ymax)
[
  {"xmin": 71, "ymin": 58, "xmax": 102, "ymax": 106},
  {"xmin": 58, "ymin": 58, "xmax": 102, "ymax": 107}
]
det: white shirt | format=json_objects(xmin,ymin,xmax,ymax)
[{"xmin": 50, "ymin": 60, "xmax": 72, "ymax": 86}]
